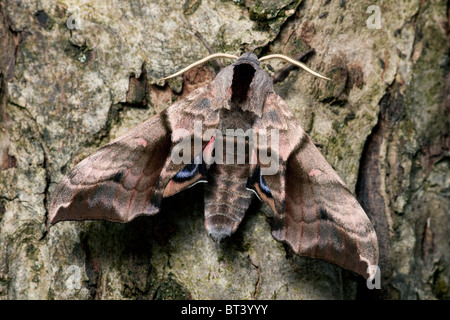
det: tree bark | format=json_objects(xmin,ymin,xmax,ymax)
[{"xmin": 0, "ymin": 0, "xmax": 448, "ymax": 300}]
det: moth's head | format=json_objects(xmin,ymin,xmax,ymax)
[
  {"xmin": 159, "ymin": 52, "xmax": 329, "ymax": 118},
  {"xmin": 236, "ymin": 52, "xmax": 260, "ymax": 65},
  {"xmin": 160, "ymin": 52, "xmax": 330, "ymax": 84}
]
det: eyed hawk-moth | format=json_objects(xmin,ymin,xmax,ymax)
[{"xmin": 49, "ymin": 52, "xmax": 379, "ymax": 280}]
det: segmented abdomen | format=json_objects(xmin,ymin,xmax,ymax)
[{"xmin": 203, "ymin": 135, "xmax": 254, "ymax": 242}]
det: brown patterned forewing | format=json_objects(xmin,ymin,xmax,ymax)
[
  {"xmin": 50, "ymin": 86, "xmax": 219, "ymax": 224},
  {"xmin": 253, "ymin": 93, "xmax": 379, "ymax": 279}
]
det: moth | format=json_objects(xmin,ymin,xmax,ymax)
[{"xmin": 50, "ymin": 52, "xmax": 379, "ymax": 280}]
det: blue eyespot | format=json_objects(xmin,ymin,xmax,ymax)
[
  {"xmin": 174, "ymin": 163, "xmax": 199, "ymax": 181},
  {"xmin": 259, "ymin": 174, "xmax": 272, "ymax": 197},
  {"xmin": 173, "ymin": 155, "xmax": 207, "ymax": 182}
]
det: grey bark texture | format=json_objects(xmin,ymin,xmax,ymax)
[{"xmin": 0, "ymin": 0, "xmax": 448, "ymax": 300}]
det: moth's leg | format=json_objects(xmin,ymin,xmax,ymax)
[
  {"xmin": 193, "ymin": 31, "xmax": 225, "ymax": 73},
  {"xmin": 271, "ymin": 49, "xmax": 314, "ymax": 84}
]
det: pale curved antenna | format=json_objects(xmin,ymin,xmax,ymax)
[
  {"xmin": 159, "ymin": 53, "xmax": 239, "ymax": 80},
  {"xmin": 260, "ymin": 54, "xmax": 330, "ymax": 81}
]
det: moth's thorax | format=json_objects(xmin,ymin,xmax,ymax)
[
  {"xmin": 217, "ymin": 105, "xmax": 255, "ymax": 132},
  {"xmin": 212, "ymin": 52, "xmax": 274, "ymax": 118}
]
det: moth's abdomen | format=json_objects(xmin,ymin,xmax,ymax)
[{"xmin": 204, "ymin": 163, "xmax": 253, "ymax": 242}]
